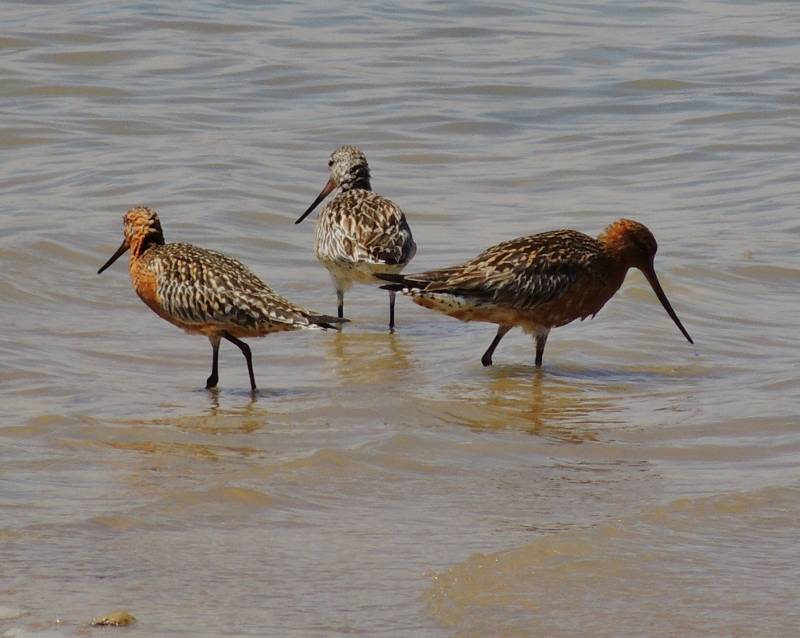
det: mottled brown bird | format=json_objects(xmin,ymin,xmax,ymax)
[
  {"xmin": 98, "ymin": 206, "xmax": 343, "ymax": 391},
  {"xmin": 379, "ymin": 218, "xmax": 693, "ymax": 367},
  {"xmin": 295, "ymin": 145, "xmax": 416, "ymax": 330}
]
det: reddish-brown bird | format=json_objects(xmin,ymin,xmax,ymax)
[
  {"xmin": 98, "ymin": 206, "xmax": 344, "ymax": 391},
  {"xmin": 379, "ymin": 218, "xmax": 693, "ymax": 367}
]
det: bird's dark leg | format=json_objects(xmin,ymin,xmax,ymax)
[
  {"xmin": 481, "ymin": 325, "xmax": 512, "ymax": 367},
  {"xmin": 336, "ymin": 290, "xmax": 345, "ymax": 324},
  {"xmin": 206, "ymin": 336, "xmax": 221, "ymax": 389},
  {"xmin": 389, "ymin": 290, "xmax": 396, "ymax": 332},
  {"xmin": 223, "ymin": 332, "xmax": 257, "ymax": 392},
  {"xmin": 534, "ymin": 332, "xmax": 549, "ymax": 367}
]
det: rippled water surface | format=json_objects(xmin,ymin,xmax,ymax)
[{"xmin": 2, "ymin": 1, "xmax": 799, "ymax": 636}]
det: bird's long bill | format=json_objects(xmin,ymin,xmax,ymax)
[
  {"xmin": 97, "ymin": 240, "xmax": 130, "ymax": 274},
  {"xmin": 642, "ymin": 262, "xmax": 694, "ymax": 344},
  {"xmin": 295, "ymin": 178, "xmax": 336, "ymax": 224}
]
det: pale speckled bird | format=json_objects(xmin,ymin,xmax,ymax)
[
  {"xmin": 98, "ymin": 206, "xmax": 344, "ymax": 391},
  {"xmin": 379, "ymin": 219, "xmax": 693, "ymax": 367},
  {"xmin": 295, "ymin": 145, "xmax": 416, "ymax": 330}
]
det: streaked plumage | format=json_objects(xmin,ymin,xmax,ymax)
[
  {"xmin": 379, "ymin": 219, "xmax": 693, "ymax": 367},
  {"xmin": 295, "ymin": 145, "xmax": 416, "ymax": 330},
  {"xmin": 98, "ymin": 206, "xmax": 343, "ymax": 391}
]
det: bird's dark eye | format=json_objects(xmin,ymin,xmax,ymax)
[
  {"xmin": 636, "ymin": 239, "xmax": 654, "ymax": 255},
  {"xmin": 328, "ymin": 159, "xmax": 334, "ymax": 167}
]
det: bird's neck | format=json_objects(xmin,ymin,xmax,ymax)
[
  {"xmin": 131, "ymin": 231, "xmax": 165, "ymax": 259},
  {"xmin": 340, "ymin": 166, "xmax": 372, "ymax": 191}
]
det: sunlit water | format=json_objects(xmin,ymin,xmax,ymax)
[{"xmin": 1, "ymin": 1, "xmax": 799, "ymax": 636}]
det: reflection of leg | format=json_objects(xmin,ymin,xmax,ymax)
[
  {"xmin": 223, "ymin": 332, "xmax": 256, "ymax": 391},
  {"xmin": 389, "ymin": 290, "xmax": 396, "ymax": 331},
  {"xmin": 481, "ymin": 325, "xmax": 513, "ymax": 367},
  {"xmin": 534, "ymin": 331, "xmax": 549, "ymax": 367},
  {"xmin": 206, "ymin": 335, "xmax": 221, "ymax": 389}
]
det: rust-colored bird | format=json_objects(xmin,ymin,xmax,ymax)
[
  {"xmin": 98, "ymin": 206, "xmax": 344, "ymax": 391},
  {"xmin": 379, "ymin": 218, "xmax": 693, "ymax": 367},
  {"xmin": 295, "ymin": 145, "xmax": 416, "ymax": 330}
]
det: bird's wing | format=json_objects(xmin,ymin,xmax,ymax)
[
  {"xmin": 395, "ymin": 231, "xmax": 599, "ymax": 310},
  {"xmin": 317, "ymin": 191, "xmax": 416, "ymax": 266},
  {"xmin": 151, "ymin": 244, "xmax": 314, "ymax": 329}
]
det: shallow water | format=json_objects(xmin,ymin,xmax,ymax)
[{"xmin": 1, "ymin": 1, "xmax": 799, "ymax": 636}]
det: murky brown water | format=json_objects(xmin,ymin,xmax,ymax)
[{"xmin": 1, "ymin": 2, "xmax": 799, "ymax": 636}]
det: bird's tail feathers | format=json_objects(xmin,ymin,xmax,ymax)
[
  {"xmin": 375, "ymin": 272, "xmax": 413, "ymax": 292},
  {"xmin": 308, "ymin": 314, "xmax": 349, "ymax": 330}
]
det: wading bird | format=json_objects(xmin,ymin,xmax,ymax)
[
  {"xmin": 98, "ymin": 206, "xmax": 343, "ymax": 391},
  {"xmin": 295, "ymin": 146, "xmax": 416, "ymax": 330},
  {"xmin": 379, "ymin": 218, "xmax": 693, "ymax": 367}
]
